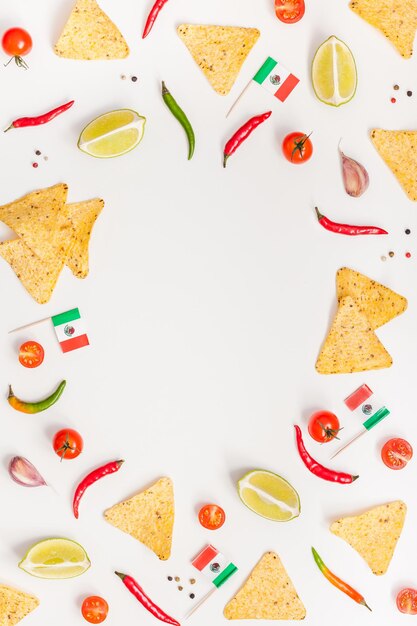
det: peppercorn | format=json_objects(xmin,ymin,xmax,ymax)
[
  {"xmin": 35, "ymin": 150, "xmax": 41, "ymax": 155},
  {"xmin": 391, "ymin": 97, "xmax": 397, "ymax": 103},
  {"xmin": 393, "ymin": 84, "xmax": 400, "ymax": 90},
  {"xmin": 174, "ymin": 577, "xmax": 180, "ymax": 582},
  {"xmin": 381, "ymin": 255, "xmax": 387, "ymax": 262},
  {"xmin": 405, "ymin": 228, "xmax": 411, "ymax": 234},
  {"xmin": 190, "ymin": 593, "xmax": 195, "ymax": 599},
  {"xmin": 407, "ymin": 90, "xmax": 413, "ymax": 97},
  {"xmin": 131, "ymin": 76, "xmax": 138, "ymax": 82},
  {"xmin": 167, "ymin": 576, "xmax": 173, "ymax": 581},
  {"xmin": 178, "ymin": 586, "xmax": 183, "ymax": 591},
  {"xmin": 189, "ymin": 578, "xmax": 196, "ymax": 585},
  {"xmin": 121, "ymin": 74, "xmax": 126, "ymax": 80},
  {"xmin": 389, "ymin": 251, "xmax": 395, "ymax": 258},
  {"xmin": 406, "ymin": 252, "xmax": 411, "ymax": 258},
  {"xmin": 32, "ymin": 162, "xmax": 38, "ymax": 168}
]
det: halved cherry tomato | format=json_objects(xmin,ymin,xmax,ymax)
[
  {"xmin": 53, "ymin": 429, "xmax": 84, "ymax": 460},
  {"xmin": 18, "ymin": 341, "xmax": 44, "ymax": 368},
  {"xmin": 381, "ymin": 438, "xmax": 413, "ymax": 470},
  {"xmin": 308, "ymin": 411, "xmax": 341, "ymax": 443},
  {"xmin": 275, "ymin": 0, "xmax": 305, "ymax": 24},
  {"xmin": 198, "ymin": 504, "xmax": 226, "ymax": 530},
  {"xmin": 81, "ymin": 596, "xmax": 109, "ymax": 623},
  {"xmin": 397, "ymin": 588, "xmax": 417, "ymax": 614},
  {"xmin": 2, "ymin": 28, "xmax": 32, "ymax": 68},
  {"xmin": 282, "ymin": 132, "xmax": 313, "ymax": 163}
]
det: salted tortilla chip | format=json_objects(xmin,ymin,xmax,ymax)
[
  {"xmin": 0, "ymin": 239, "xmax": 65, "ymax": 304},
  {"xmin": 0, "ymin": 584, "xmax": 39, "ymax": 626},
  {"xmin": 337, "ymin": 267, "xmax": 407, "ymax": 329},
  {"xmin": 177, "ymin": 24, "xmax": 260, "ymax": 95},
  {"xmin": 224, "ymin": 552, "xmax": 306, "ymax": 620},
  {"xmin": 66, "ymin": 198, "xmax": 104, "ymax": 278},
  {"xmin": 370, "ymin": 129, "xmax": 417, "ymax": 200},
  {"xmin": 104, "ymin": 477, "xmax": 174, "ymax": 560},
  {"xmin": 54, "ymin": 0, "xmax": 129, "ymax": 60},
  {"xmin": 330, "ymin": 501, "xmax": 406, "ymax": 575},
  {"xmin": 316, "ymin": 296, "xmax": 392, "ymax": 374},
  {"xmin": 350, "ymin": 0, "xmax": 417, "ymax": 58}
]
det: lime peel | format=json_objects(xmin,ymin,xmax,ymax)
[
  {"xmin": 238, "ymin": 469, "xmax": 300, "ymax": 522},
  {"xmin": 19, "ymin": 537, "xmax": 91, "ymax": 579},
  {"xmin": 312, "ymin": 35, "xmax": 357, "ymax": 107}
]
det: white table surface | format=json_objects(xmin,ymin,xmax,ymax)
[{"xmin": 1, "ymin": 0, "xmax": 417, "ymax": 624}]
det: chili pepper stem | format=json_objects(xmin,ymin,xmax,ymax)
[
  {"xmin": 8, "ymin": 384, "xmax": 14, "ymax": 398},
  {"xmin": 115, "ymin": 571, "xmax": 126, "ymax": 580},
  {"xmin": 4, "ymin": 124, "xmax": 14, "ymax": 133},
  {"xmin": 315, "ymin": 206, "xmax": 323, "ymax": 220},
  {"xmin": 361, "ymin": 600, "xmax": 372, "ymax": 611},
  {"xmin": 223, "ymin": 155, "xmax": 229, "ymax": 168}
]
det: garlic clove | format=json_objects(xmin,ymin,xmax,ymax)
[
  {"xmin": 8, "ymin": 456, "xmax": 47, "ymax": 487},
  {"xmin": 340, "ymin": 150, "xmax": 370, "ymax": 197}
]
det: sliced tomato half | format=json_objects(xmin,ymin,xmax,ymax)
[
  {"xmin": 18, "ymin": 341, "xmax": 44, "ymax": 368},
  {"xmin": 198, "ymin": 504, "xmax": 226, "ymax": 530},
  {"xmin": 275, "ymin": 0, "xmax": 305, "ymax": 24},
  {"xmin": 381, "ymin": 438, "xmax": 413, "ymax": 470}
]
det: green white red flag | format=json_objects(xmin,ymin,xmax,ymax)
[
  {"xmin": 253, "ymin": 56, "xmax": 299, "ymax": 101},
  {"xmin": 192, "ymin": 544, "xmax": 237, "ymax": 588},
  {"xmin": 51, "ymin": 308, "xmax": 89, "ymax": 353}
]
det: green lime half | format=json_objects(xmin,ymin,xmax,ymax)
[
  {"xmin": 312, "ymin": 36, "xmax": 357, "ymax": 106},
  {"xmin": 19, "ymin": 538, "xmax": 91, "ymax": 579},
  {"xmin": 238, "ymin": 469, "xmax": 300, "ymax": 522},
  {"xmin": 78, "ymin": 109, "xmax": 146, "ymax": 158}
]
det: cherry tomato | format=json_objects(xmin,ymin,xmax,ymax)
[
  {"xmin": 381, "ymin": 438, "xmax": 413, "ymax": 470},
  {"xmin": 282, "ymin": 132, "xmax": 313, "ymax": 163},
  {"xmin": 53, "ymin": 429, "xmax": 84, "ymax": 460},
  {"xmin": 2, "ymin": 28, "xmax": 32, "ymax": 68},
  {"xmin": 308, "ymin": 411, "xmax": 341, "ymax": 443},
  {"xmin": 275, "ymin": 0, "xmax": 305, "ymax": 24},
  {"xmin": 198, "ymin": 504, "xmax": 226, "ymax": 530},
  {"xmin": 397, "ymin": 588, "xmax": 417, "ymax": 614},
  {"xmin": 81, "ymin": 596, "xmax": 109, "ymax": 623},
  {"xmin": 18, "ymin": 341, "xmax": 44, "ymax": 368}
]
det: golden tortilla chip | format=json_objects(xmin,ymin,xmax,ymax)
[
  {"xmin": 55, "ymin": 0, "xmax": 129, "ymax": 60},
  {"xmin": 370, "ymin": 129, "xmax": 417, "ymax": 200},
  {"xmin": 0, "ymin": 239, "xmax": 65, "ymax": 304},
  {"xmin": 330, "ymin": 501, "xmax": 406, "ymax": 575},
  {"xmin": 337, "ymin": 267, "xmax": 407, "ymax": 329},
  {"xmin": 104, "ymin": 477, "xmax": 174, "ymax": 560},
  {"xmin": 316, "ymin": 296, "xmax": 392, "ymax": 374},
  {"xmin": 66, "ymin": 198, "xmax": 104, "ymax": 278},
  {"xmin": 350, "ymin": 0, "xmax": 417, "ymax": 58},
  {"xmin": 224, "ymin": 552, "xmax": 306, "ymax": 620},
  {"xmin": 0, "ymin": 584, "xmax": 39, "ymax": 626},
  {"xmin": 177, "ymin": 24, "xmax": 260, "ymax": 95}
]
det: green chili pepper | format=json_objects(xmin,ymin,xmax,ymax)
[
  {"xmin": 162, "ymin": 81, "xmax": 195, "ymax": 160},
  {"xmin": 8, "ymin": 380, "xmax": 66, "ymax": 414}
]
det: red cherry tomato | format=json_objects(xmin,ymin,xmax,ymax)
[
  {"xmin": 397, "ymin": 588, "xmax": 417, "ymax": 614},
  {"xmin": 53, "ymin": 429, "xmax": 84, "ymax": 460},
  {"xmin": 19, "ymin": 341, "xmax": 44, "ymax": 368},
  {"xmin": 381, "ymin": 438, "xmax": 413, "ymax": 470},
  {"xmin": 198, "ymin": 504, "xmax": 226, "ymax": 530},
  {"xmin": 275, "ymin": 0, "xmax": 305, "ymax": 24},
  {"xmin": 308, "ymin": 411, "xmax": 341, "ymax": 443},
  {"xmin": 2, "ymin": 28, "xmax": 32, "ymax": 68},
  {"xmin": 282, "ymin": 132, "xmax": 313, "ymax": 163},
  {"xmin": 81, "ymin": 596, "xmax": 109, "ymax": 623}
]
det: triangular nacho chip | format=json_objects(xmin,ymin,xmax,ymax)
[
  {"xmin": 54, "ymin": 0, "xmax": 129, "ymax": 60},
  {"xmin": 350, "ymin": 0, "xmax": 417, "ymax": 58},
  {"xmin": 337, "ymin": 267, "xmax": 407, "ymax": 329},
  {"xmin": 0, "ymin": 584, "xmax": 39, "ymax": 626},
  {"xmin": 330, "ymin": 501, "xmax": 406, "ymax": 575},
  {"xmin": 177, "ymin": 24, "xmax": 260, "ymax": 95},
  {"xmin": 316, "ymin": 296, "xmax": 392, "ymax": 374},
  {"xmin": 224, "ymin": 552, "xmax": 306, "ymax": 620},
  {"xmin": 370, "ymin": 129, "xmax": 417, "ymax": 200},
  {"xmin": 66, "ymin": 198, "xmax": 104, "ymax": 278},
  {"xmin": 104, "ymin": 477, "xmax": 174, "ymax": 560}
]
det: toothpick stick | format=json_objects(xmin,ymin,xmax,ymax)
[
  {"xmin": 8, "ymin": 316, "xmax": 51, "ymax": 334},
  {"xmin": 184, "ymin": 586, "xmax": 217, "ymax": 620},
  {"xmin": 226, "ymin": 80, "xmax": 252, "ymax": 118}
]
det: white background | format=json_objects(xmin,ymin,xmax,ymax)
[{"xmin": 0, "ymin": 0, "xmax": 416, "ymax": 624}]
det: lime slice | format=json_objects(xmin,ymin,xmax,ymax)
[
  {"xmin": 78, "ymin": 109, "xmax": 146, "ymax": 158},
  {"xmin": 312, "ymin": 36, "xmax": 357, "ymax": 107},
  {"xmin": 238, "ymin": 470, "xmax": 300, "ymax": 522},
  {"xmin": 19, "ymin": 538, "xmax": 91, "ymax": 579}
]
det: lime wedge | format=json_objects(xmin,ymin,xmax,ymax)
[
  {"xmin": 238, "ymin": 470, "xmax": 300, "ymax": 522},
  {"xmin": 78, "ymin": 109, "xmax": 146, "ymax": 158},
  {"xmin": 312, "ymin": 36, "xmax": 357, "ymax": 106},
  {"xmin": 19, "ymin": 538, "xmax": 91, "ymax": 579}
]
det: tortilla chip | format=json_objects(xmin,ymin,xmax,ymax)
[
  {"xmin": 0, "ymin": 584, "xmax": 39, "ymax": 626},
  {"xmin": 177, "ymin": 25, "xmax": 260, "ymax": 95},
  {"xmin": 330, "ymin": 501, "xmax": 406, "ymax": 575},
  {"xmin": 337, "ymin": 267, "xmax": 407, "ymax": 329},
  {"xmin": 316, "ymin": 296, "xmax": 392, "ymax": 374},
  {"xmin": 104, "ymin": 477, "xmax": 174, "ymax": 560},
  {"xmin": 66, "ymin": 198, "xmax": 104, "ymax": 278},
  {"xmin": 350, "ymin": 0, "xmax": 417, "ymax": 58},
  {"xmin": 54, "ymin": 0, "xmax": 129, "ymax": 60},
  {"xmin": 0, "ymin": 239, "xmax": 65, "ymax": 304},
  {"xmin": 370, "ymin": 129, "xmax": 417, "ymax": 200},
  {"xmin": 224, "ymin": 552, "xmax": 306, "ymax": 620}
]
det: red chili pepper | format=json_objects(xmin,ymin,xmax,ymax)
[
  {"xmin": 294, "ymin": 425, "xmax": 358, "ymax": 484},
  {"xmin": 73, "ymin": 459, "xmax": 124, "ymax": 518},
  {"xmin": 4, "ymin": 100, "xmax": 74, "ymax": 132},
  {"xmin": 115, "ymin": 572, "xmax": 180, "ymax": 625},
  {"xmin": 223, "ymin": 111, "xmax": 272, "ymax": 167},
  {"xmin": 142, "ymin": 0, "xmax": 169, "ymax": 38},
  {"xmin": 315, "ymin": 207, "xmax": 388, "ymax": 236}
]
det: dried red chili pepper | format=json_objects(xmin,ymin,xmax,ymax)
[
  {"xmin": 315, "ymin": 207, "xmax": 387, "ymax": 236},
  {"xmin": 73, "ymin": 459, "xmax": 124, "ymax": 518},
  {"xmin": 294, "ymin": 425, "xmax": 358, "ymax": 484},
  {"xmin": 223, "ymin": 111, "xmax": 272, "ymax": 167},
  {"xmin": 115, "ymin": 572, "xmax": 180, "ymax": 625},
  {"xmin": 142, "ymin": 0, "xmax": 169, "ymax": 38},
  {"xmin": 4, "ymin": 100, "xmax": 74, "ymax": 132}
]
